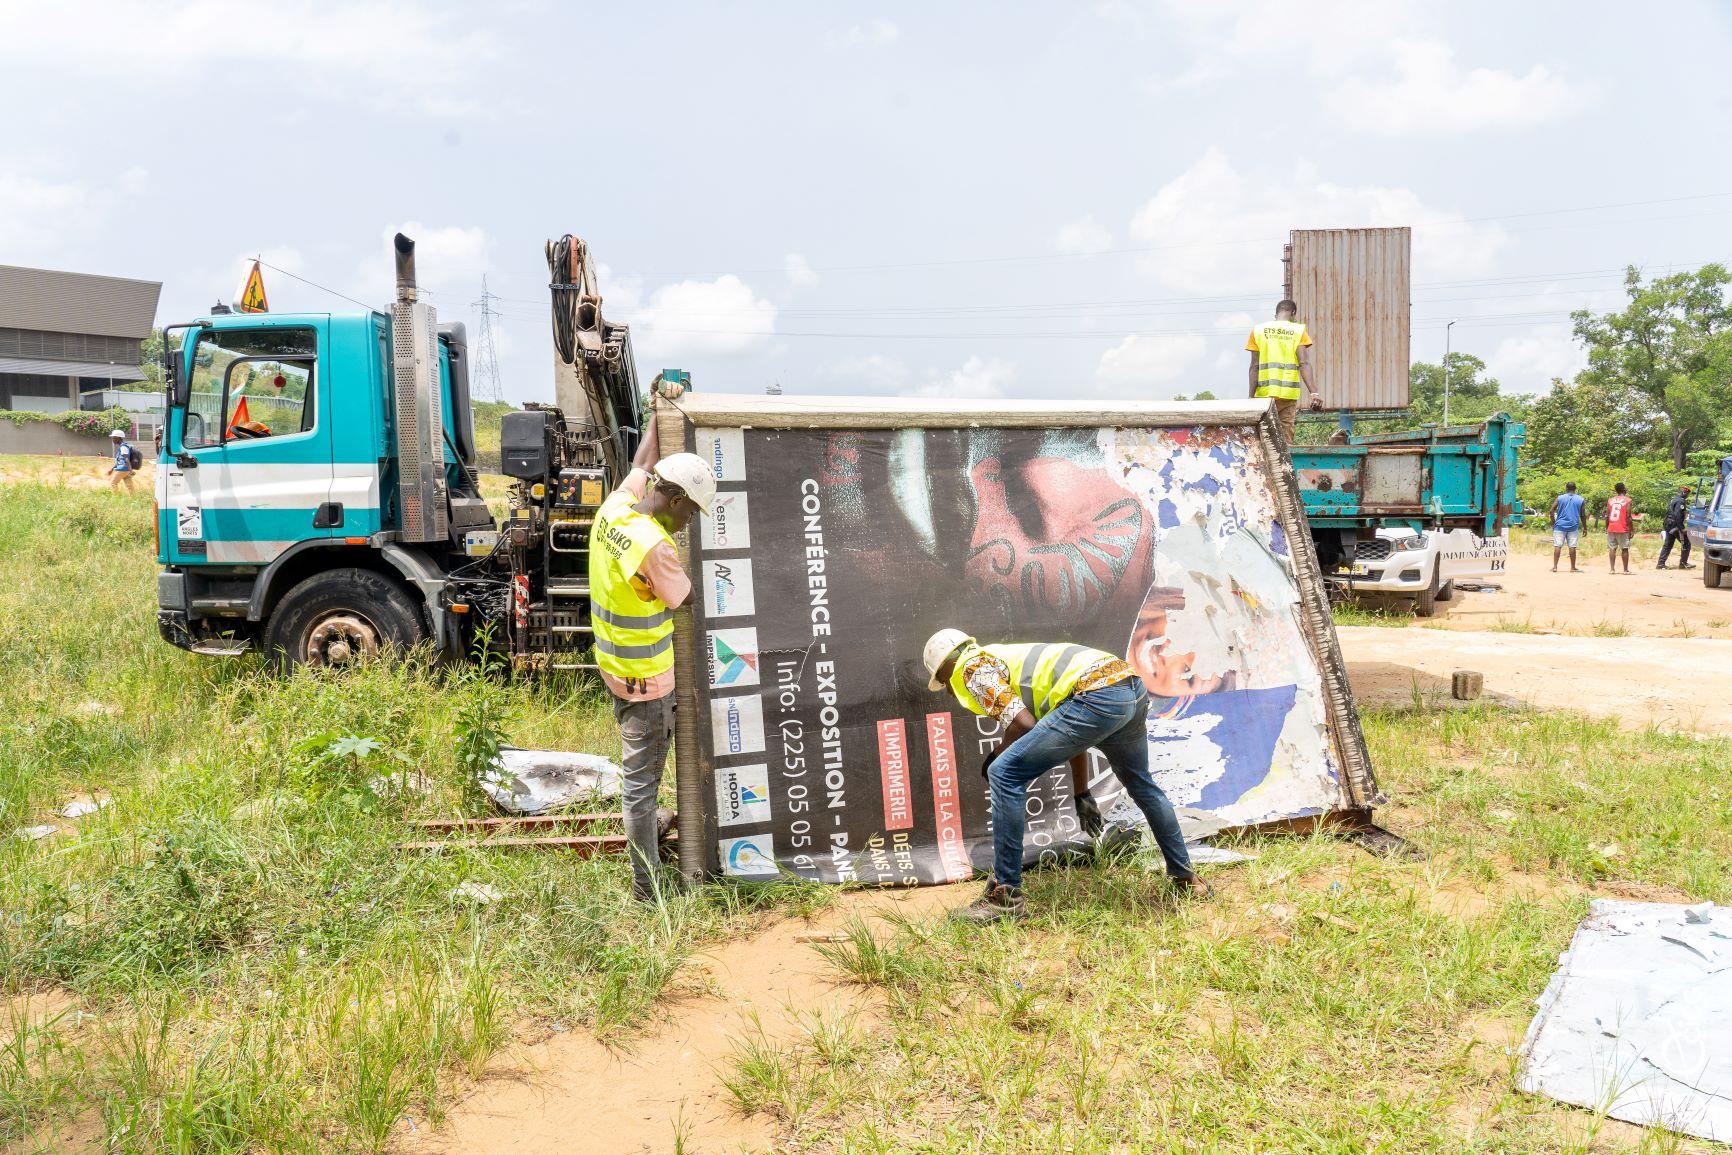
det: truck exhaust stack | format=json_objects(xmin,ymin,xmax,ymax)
[
  {"xmin": 393, "ymin": 232, "xmax": 418, "ymax": 303},
  {"xmin": 390, "ymin": 233, "xmax": 448, "ymax": 543}
]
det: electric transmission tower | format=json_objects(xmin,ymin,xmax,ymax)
[{"xmin": 472, "ymin": 276, "xmax": 505, "ymax": 403}]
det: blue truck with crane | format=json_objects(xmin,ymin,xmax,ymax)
[{"xmin": 152, "ymin": 233, "xmax": 1525, "ymax": 667}]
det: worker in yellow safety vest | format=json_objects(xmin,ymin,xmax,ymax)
[
  {"xmin": 922, "ymin": 629, "xmax": 1208, "ymax": 924},
  {"xmin": 590, "ymin": 398, "xmax": 716, "ymax": 902},
  {"xmin": 1246, "ymin": 299, "xmax": 1322, "ymax": 443}
]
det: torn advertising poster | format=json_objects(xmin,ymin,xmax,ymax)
[
  {"xmin": 659, "ymin": 396, "xmax": 1375, "ymax": 883},
  {"xmin": 1519, "ymin": 899, "xmax": 1732, "ymax": 1143}
]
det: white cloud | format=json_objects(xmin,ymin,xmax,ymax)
[
  {"xmin": 352, "ymin": 222, "xmax": 493, "ymax": 308},
  {"xmin": 822, "ymin": 354, "xmax": 910, "ymax": 393},
  {"xmin": 628, "ymin": 275, "xmax": 778, "ymax": 360},
  {"xmin": 0, "ymin": 1, "xmax": 497, "ymax": 115},
  {"xmin": 1327, "ymin": 40, "xmax": 1590, "ymax": 136},
  {"xmin": 834, "ymin": 19, "xmax": 900, "ymax": 47},
  {"xmin": 1095, "ymin": 331, "xmax": 1209, "ymax": 391},
  {"xmin": 1487, "ymin": 324, "xmax": 1586, "ymax": 395},
  {"xmin": 783, "ymin": 253, "xmax": 819, "ymax": 290},
  {"xmin": 1054, "ymin": 214, "xmax": 1114, "ymax": 254},
  {"xmin": 1154, "ymin": 2, "xmax": 1588, "ymax": 135},
  {"xmin": 1126, "ymin": 148, "xmax": 1510, "ymax": 293},
  {"xmin": 0, "ymin": 171, "xmax": 91, "ymax": 259},
  {"xmin": 909, "ymin": 355, "xmax": 1018, "ymax": 399}
]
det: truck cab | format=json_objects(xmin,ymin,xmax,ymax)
[
  {"xmin": 154, "ymin": 274, "xmax": 490, "ymax": 663},
  {"xmin": 1689, "ymin": 454, "xmax": 1732, "ymax": 589}
]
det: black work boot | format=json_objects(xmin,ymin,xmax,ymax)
[{"xmin": 951, "ymin": 881, "xmax": 1027, "ymax": 925}]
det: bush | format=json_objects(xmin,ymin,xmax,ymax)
[
  {"xmin": 0, "ymin": 406, "xmax": 136, "ymax": 437},
  {"xmin": 1519, "ymin": 456, "xmax": 1694, "ymax": 525}
]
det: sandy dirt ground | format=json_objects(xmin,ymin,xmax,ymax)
[
  {"xmin": 0, "ymin": 454, "xmax": 154, "ymax": 492},
  {"xmin": 1341, "ymin": 542, "xmax": 1732, "ymax": 736},
  {"xmin": 1359, "ymin": 548, "xmax": 1732, "ymax": 639},
  {"xmin": 402, "ymin": 886, "xmax": 966, "ymax": 1155}
]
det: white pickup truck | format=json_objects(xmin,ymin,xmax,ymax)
[{"xmin": 1337, "ymin": 527, "xmax": 1509, "ymax": 616}]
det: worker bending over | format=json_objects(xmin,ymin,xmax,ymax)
[
  {"xmin": 590, "ymin": 402, "xmax": 715, "ymax": 902},
  {"xmin": 922, "ymin": 630, "xmax": 1206, "ymax": 924},
  {"xmin": 1247, "ymin": 299, "xmax": 1322, "ymax": 443}
]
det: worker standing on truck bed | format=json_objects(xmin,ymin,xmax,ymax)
[
  {"xmin": 590, "ymin": 398, "xmax": 716, "ymax": 902},
  {"xmin": 922, "ymin": 629, "xmax": 1207, "ymax": 925},
  {"xmin": 1247, "ymin": 299, "xmax": 1322, "ymax": 444}
]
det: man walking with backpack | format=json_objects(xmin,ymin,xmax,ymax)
[{"xmin": 107, "ymin": 429, "xmax": 139, "ymax": 494}]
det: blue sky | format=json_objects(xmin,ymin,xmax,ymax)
[{"xmin": 4, "ymin": 0, "xmax": 1729, "ymax": 404}]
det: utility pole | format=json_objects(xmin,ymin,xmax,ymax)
[
  {"xmin": 1442, "ymin": 319, "xmax": 1457, "ymax": 427},
  {"xmin": 472, "ymin": 276, "xmax": 505, "ymax": 403}
]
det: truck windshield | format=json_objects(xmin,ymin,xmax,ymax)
[{"xmin": 183, "ymin": 328, "xmax": 316, "ymax": 448}]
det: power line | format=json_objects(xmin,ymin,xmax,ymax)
[{"xmin": 256, "ymin": 260, "xmax": 377, "ymax": 311}]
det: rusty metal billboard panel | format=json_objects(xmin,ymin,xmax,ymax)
[
  {"xmin": 1283, "ymin": 227, "xmax": 1411, "ymax": 411},
  {"xmin": 658, "ymin": 395, "xmax": 1378, "ymax": 883}
]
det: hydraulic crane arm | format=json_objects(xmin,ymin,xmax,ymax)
[{"xmin": 547, "ymin": 234, "xmax": 641, "ymax": 483}]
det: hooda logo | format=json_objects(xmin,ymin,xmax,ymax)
[{"xmin": 715, "ymin": 763, "xmax": 772, "ymax": 826}]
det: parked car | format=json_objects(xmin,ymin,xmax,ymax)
[{"xmin": 1688, "ymin": 454, "xmax": 1732, "ymax": 590}]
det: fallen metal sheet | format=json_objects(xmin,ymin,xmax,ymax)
[
  {"xmin": 1519, "ymin": 899, "xmax": 1732, "ymax": 1143},
  {"xmin": 477, "ymin": 747, "xmax": 623, "ymax": 815}
]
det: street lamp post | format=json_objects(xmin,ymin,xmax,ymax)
[{"xmin": 1442, "ymin": 319, "xmax": 1458, "ymax": 427}]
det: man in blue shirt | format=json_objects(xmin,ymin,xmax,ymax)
[
  {"xmin": 107, "ymin": 429, "xmax": 136, "ymax": 494},
  {"xmin": 1550, "ymin": 482, "xmax": 1586, "ymax": 572}
]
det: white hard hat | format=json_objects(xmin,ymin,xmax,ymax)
[
  {"xmin": 923, "ymin": 628, "xmax": 974, "ymax": 691},
  {"xmin": 652, "ymin": 452, "xmax": 717, "ymax": 514},
  {"xmin": 110, "ymin": 429, "xmax": 127, "ymax": 439}
]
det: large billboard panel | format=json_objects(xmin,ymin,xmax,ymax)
[{"xmin": 663, "ymin": 398, "xmax": 1375, "ymax": 885}]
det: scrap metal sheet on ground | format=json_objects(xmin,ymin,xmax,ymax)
[{"xmin": 665, "ymin": 397, "xmax": 1373, "ymax": 884}]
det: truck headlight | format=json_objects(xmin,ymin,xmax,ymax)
[
  {"xmin": 1709, "ymin": 528, "xmax": 1732, "ymax": 544},
  {"xmin": 1393, "ymin": 536, "xmax": 1428, "ymax": 551}
]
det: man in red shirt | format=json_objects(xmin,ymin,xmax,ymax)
[{"xmin": 1605, "ymin": 482, "xmax": 1638, "ymax": 574}]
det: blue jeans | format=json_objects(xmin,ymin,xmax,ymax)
[{"xmin": 988, "ymin": 678, "xmax": 1194, "ymax": 888}]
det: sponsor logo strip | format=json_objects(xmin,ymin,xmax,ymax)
[
  {"xmin": 721, "ymin": 833, "xmax": 777, "ymax": 877},
  {"xmin": 925, "ymin": 712, "xmax": 971, "ymax": 881},
  {"xmin": 702, "ymin": 559, "xmax": 756, "ymax": 619},
  {"xmin": 707, "ymin": 627, "xmax": 761, "ymax": 689},
  {"xmin": 701, "ymin": 492, "xmax": 751, "ymax": 551},
  {"xmin": 710, "ymin": 694, "xmax": 765, "ymax": 756},
  {"xmin": 877, "ymin": 718, "xmax": 912, "ymax": 831},
  {"xmin": 714, "ymin": 763, "xmax": 772, "ymax": 828}
]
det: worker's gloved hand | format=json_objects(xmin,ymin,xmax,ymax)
[
  {"xmin": 1075, "ymin": 790, "xmax": 1105, "ymax": 838},
  {"xmin": 1308, "ymin": 393, "xmax": 1324, "ymax": 411}
]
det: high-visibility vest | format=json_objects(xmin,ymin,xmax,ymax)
[
  {"xmin": 588, "ymin": 489, "xmax": 676, "ymax": 681},
  {"xmin": 947, "ymin": 642, "xmax": 1120, "ymax": 720},
  {"xmin": 1251, "ymin": 319, "xmax": 1308, "ymax": 401}
]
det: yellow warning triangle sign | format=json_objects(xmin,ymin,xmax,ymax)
[{"xmin": 236, "ymin": 260, "xmax": 268, "ymax": 314}]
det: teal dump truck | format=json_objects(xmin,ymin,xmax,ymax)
[
  {"xmin": 154, "ymin": 233, "xmax": 644, "ymax": 669},
  {"xmin": 1290, "ymin": 416, "xmax": 1525, "ymax": 610}
]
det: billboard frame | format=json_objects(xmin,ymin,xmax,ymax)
[{"xmin": 659, "ymin": 394, "xmax": 1378, "ymax": 882}]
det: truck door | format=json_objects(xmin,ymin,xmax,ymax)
[{"xmin": 161, "ymin": 321, "xmax": 334, "ymax": 566}]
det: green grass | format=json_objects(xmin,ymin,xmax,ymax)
[
  {"xmin": 722, "ymin": 706, "xmax": 1732, "ymax": 1153},
  {"xmin": 4, "ymin": 462, "xmax": 1729, "ymax": 1152},
  {"xmin": 0, "ymin": 475, "xmax": 819, "ymax": 1152}
]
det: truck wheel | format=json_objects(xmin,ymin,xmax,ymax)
[
  {"xmin": 264, "ymin": 568, "xmax": 427, "ymax": 670},
  {"xmin": 1708, "ymin": 558, "xmax": 1728, "ymax": 590},
  {"xmin": 1414, "ymin": 564, "xmax": 1440, "ymax": 617},
  {"xmin": 1436, "ymin": 579, "xmax": 1456, "ymax": 602}
]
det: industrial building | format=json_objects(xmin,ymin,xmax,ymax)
[{"xmin": 0, "ymin": 263, "xmax": 162, "ymax": 435}]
